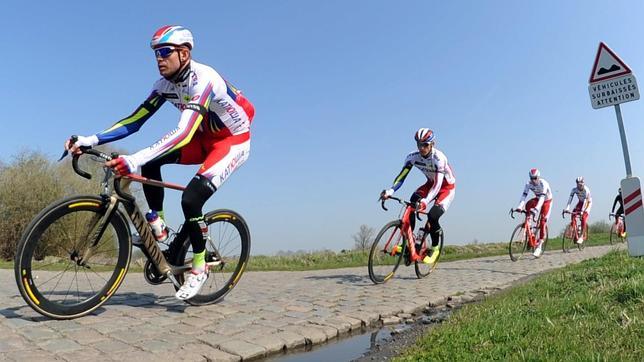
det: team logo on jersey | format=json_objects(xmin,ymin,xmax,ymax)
[{"xmin": 162, "ymin": 92, "xmax": 179, "ymax": 99}]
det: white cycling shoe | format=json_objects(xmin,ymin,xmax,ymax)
[
  {"xmin": 175, "ymin": 269, "xmax": 208, "ymax": 300},
  {"xmin": 532, "ymin": 240, "xmax": 544, "ymax": 257}
]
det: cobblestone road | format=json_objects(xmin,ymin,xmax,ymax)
[{"xmin": 0, "ymin": 245, "xmax": 621, "ymax": 361}]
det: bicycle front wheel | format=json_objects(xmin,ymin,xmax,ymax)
[
  {"xmin": 609, "ymin": 223, "xmax": 618, "ymax": 245},
  {"xmin": 368, "ymin": 220, "xmax": 404, "ymax": 284},
  {"xmin": 562, "ymin": 224, "xmax": 574, "ymax": 253},
  {"xmin": 415, "ymin": 231, "xmax": 444, "ymax": 278},
  {"xmin": 508, "ymin": 224, "xmax": 528, "ymax": 261},
  {"xmin": 175, "ymin": 209, "xmax": 251, "ymax": 306},
  {"xmin": 14, "ymin": 196, "xmax": 131, "ymax": 319}
]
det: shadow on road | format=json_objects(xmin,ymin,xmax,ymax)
[{"xmin": 0, "ymin": 291, "xmax": 194, "ymax": 322}]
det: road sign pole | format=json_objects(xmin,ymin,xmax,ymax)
[{"xmin": 614, "ymin": 104, "xmax": 633, "ymax": 177}]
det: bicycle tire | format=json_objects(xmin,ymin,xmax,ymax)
[
  {"xmin": 368, "ymin": 220, "xmax": 404, "ymax": 284},
  {"xmin": 562, "ymin": 224, "xmax": 574, "ymax": 253},
  {"xmin": 14, "ymin": 195, "xmax": 131, "ymax": 319},
  {"xmin": 415, "ymin": 230, "xmax": 444, "ymax": 278},
  {"xmin": 579, "ymin": 224, "xmax": 587, "ymax": 250},
  {"xmin": 609, "ymin": 223, "xmax": 617, "ymax": 245},
  {"xmin": 508, "ymin": 224, "xmax": 528, "ymax": 262},
  {"xmin": 175, "ymin": 209, "xmax": 251, "ymax": 305},
  {"xmin": 540, "ymin": 225, "xmax": 550, "ymax": 256}
]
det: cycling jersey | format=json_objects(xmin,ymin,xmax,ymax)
[
  {"xmin": 517, "ymin": 178, "xmax": 552, "ymax": 211},
  {"xmin": 566, "ymin": 185, "xmax": 592, "ymax": 213},
  {"xmin": 95, "ymin": 60, "xmax": 254, "ymax": 167},
  {"xmin": 391, "ymin": 148, "xmax": 456, "ymax": 205}
]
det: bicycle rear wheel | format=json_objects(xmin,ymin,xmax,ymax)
[
  {"xmin": 14, "ymin": 196, "xmax": 131, "ymax": 319},
  {"xmin": 508, "ymin": 224, "xmax": 528, "ymax": 261},
  {"xmin": 415, "ymin": 231, "xmax": 444, "ymax": 278},
  {"xmin": 562, "ymin": 224, "xmax": 575, "ymax": 253},
  {"xmin": 175, "ymin": 209, "xmax": 251, "ymax": 305},
  {"xmin": 368, "ymin": 220, "xmax": 404, "ymax": 284}
]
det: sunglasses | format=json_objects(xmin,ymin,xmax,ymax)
[
  {"xmin": 154, "ymin": 46, "xmax": 178, "ymax": 59},
  {"xmin": 417, "ymin": 142, "xmax": 431, "ymax": 148},
  {"xmin": 530, "ymin": 177, "xmax": 538, "ymax": 180}
]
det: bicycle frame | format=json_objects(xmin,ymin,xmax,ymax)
[
  {"xmin": 511, "ymin": 210, "xmax": 539, "ymax": 248},
  {"xmin": 72, "ymin": 149, "xmax": 190, "ymax": 288},
  {"xmin": 563, "ymin": 211, "xmax": 583, "ymax": 240},
  {"xmin": 381, "ymin": 196, "xmax": 428, "ymax": 262}
]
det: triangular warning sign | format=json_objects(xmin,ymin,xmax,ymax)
[{"xmin": 589, "ymin": 42, "xmax": 632, "ymax": 83}]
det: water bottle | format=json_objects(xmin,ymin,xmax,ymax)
[{"xmin": 145, "ymin": 210, "xmax": 168, "ymax": 242}]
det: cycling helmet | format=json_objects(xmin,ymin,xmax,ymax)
[
  {"xmin": 150, "ymin": 25, "xmax": 194, "ymax": 49},
  {"xmin": 415, "ymin": 128, "xmax": 434, "ymax": 144},
  {"xmin": 575, "ymin": 176, "xmax": 584, "ymax": 184},
  {"xmin": 529, "ymin": 168, "xmax": 540, "ymax": 179}
]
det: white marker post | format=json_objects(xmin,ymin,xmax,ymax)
[{"xmin": 588, "ymin": 42, "xmax": 644, "ymax": 256}]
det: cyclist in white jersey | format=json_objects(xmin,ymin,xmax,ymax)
[
  {"xmin": 514, "ymin": 168, "xmax": 552, "ymax": 257},
  {"xmin": 563, "ymin": 176, "xmax": 592, "ymax": 244},
  {"xmin": 381, "ymin": 128, "xmax": 456, "ymax": 265},
  {"xmin": 65, "ymin": 25, "xmax": 254, "ymax": 301}
]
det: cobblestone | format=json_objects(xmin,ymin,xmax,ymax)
[{"xmin": 0, "ymin": 245, "xmax": 620, "ymax": 360}]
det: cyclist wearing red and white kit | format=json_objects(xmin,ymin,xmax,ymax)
[
  {"xmin": 564, "ymin": 177, "xmax": 592, "ymax": 243},
  {"xmin": 515, "ymin": 168, "xmax": 552, "ymax": 257},
  {"xmin": 65, "ymin": 25, "xmax": 254, "ymax": 301},
  {"xmin": 381, "ymin": 128, "xmax": 455, "ymax": 264}
]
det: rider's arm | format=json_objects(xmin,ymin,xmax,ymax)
[
  {"xmin": 565, "ymin": 189, "xmax": 574, "ymax": 211},
  {"xmin": 611, "ymin": 194, "xmax": 620, "ymax": 213},
  {"xmin": 583, "ymin": 187, "xmax": 592, "ymax": 212},
  {"xmin": 424, "ymin": 171, "xmax": 444, "ymax": 205},
  {"xmin": 129, "ymin": 82, "xmax": 214, "ymax": 166},
  {"xmin": 517, "ymin": 183, "xmax": 530, "ymax": 209},
  {"xmin": 391, "ymin": 159, "xmax": 413, "ymax": 191},
  {"xmin": 94, "ymin": 91, "xmax": 165, "ymax": 145}
]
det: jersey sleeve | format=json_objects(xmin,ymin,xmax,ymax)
[
  {"xmin": 423, "ymin": 155, "xmax": 446, "ymax": 203},
  {"xmin": 130, "ymin": 80, "xmax": 215, "ymax": 166},
  {"xmin": 391, "ymin": 155, "xmax": 413, "ymax": 191},
  {"xmin": 95, "ymin": 89, "xmax": 165, "ymax": 144},
  {"xmin": 517, "ymin": 183, "xmax": 530, "ymax": 209},
  {"xmin": 566, "ymin": 188, "xmax": 575, "ymax": 209}
]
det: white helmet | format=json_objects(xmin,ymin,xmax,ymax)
[
  {"xmin": 150, "ymin": 25, "xmax": 194, "ymax": 49},
  {"xmin": 414, "ymin": 128, "xmax": 435, "ymax": 144},
  {"xmin": 529, "ymin": 168, "xmax": 540, "ymax": 179},
  {"xmin": 576, "ymin": 176, "xmax": 584, "ymax": 184}
]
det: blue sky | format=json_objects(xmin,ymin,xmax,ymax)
[{"xmin": 2, "ymin": 1, "xmax": 644, "ymax": 254}]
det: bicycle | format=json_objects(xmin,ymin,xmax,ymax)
[
  {"xmin": 368, "ymin": 196, "xmax": 444, "ymax": 284},
  {"xmin": 14, "ymin": 147, "xmax": 251, "ymax": 319},
  {"xmin": 609, "ymin": 213, "xmax": 627, "ymax": 244},
  {"xmin": 508, "ymin": 209, "xmax": 549, "ymax": 261},
  {"xmin": 561, "ymin": 210, "xmax": 586, "ymax": 253}
]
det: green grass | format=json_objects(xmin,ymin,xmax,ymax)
[
  {"xmin": 396, "ymin": 250, "xmax": 643, "ymax": 361},
  {"xmin": 2, "ymin": 233, "xmax": 618, "ymax": 272},
  {"xmin": 244, "ymin": 233, "xmax": 614, "ymax": 271}
]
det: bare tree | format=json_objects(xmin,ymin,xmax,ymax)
[{"xmin": 353, "ymin": 224, "xmax": 375, "ymax": 251}]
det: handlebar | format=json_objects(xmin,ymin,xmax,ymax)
[
  {"xmin": 65, "ymin": 138, "xmax": 134, "ymax": 202},
  {"xmin": 380, "ymin": 196, "xmax": 427, "ymax": 217},
  {"xmin": 562, "ymin": 210, "xmax": 581, "ymax": 219},
  {"xmin": 510, "ymin": 208, "xmax": 538, "ymax": 223}
]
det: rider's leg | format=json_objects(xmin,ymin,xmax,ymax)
[
  {"xmin": 409, "ymin": 181, "xmax": 432, "ymax": 231},
  {"xmin": 181, "ymin": 175, "xmax": 217, "ymax": 269},
  {"xmin": 140, "ymin": 150, "xmax": 183, "ymax": 218},
  {"xmin": 538, "ymin": 199, "xmax": 552, "ymax": 241},
  {"xmin": 176, "ymin": 133, "xmax": 250, "ymax": 300}
]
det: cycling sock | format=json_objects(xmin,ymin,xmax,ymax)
[{"xmin": 192, "ymin": 250, "xmax": 206, "ymax": 272}]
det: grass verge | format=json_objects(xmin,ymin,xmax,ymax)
[
  {"xmin": 396, "ymin": 250, "xmax": 643, "ymax": 361},
  {"xmin": 2, "ymin": 233, "xmax": 618, "ymax": 272}
]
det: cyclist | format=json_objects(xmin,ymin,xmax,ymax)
[
  {"xmin": 64, "ymin": 25, "xmax": 255, "ymax": 300},
  {"xmin": 380, "ymin": 128, "xmax": 456, "ymax": 265},
  {"xmin": 513, "ymin": 169, "xmax": 552, "ymax": 257},
  {"xmin": 611, "ymin": 187, "xmax": 626, "ymax": 237},
  {"xmin": 563, "ymin": 176, "xmax": 592, "ymax": 244}
]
